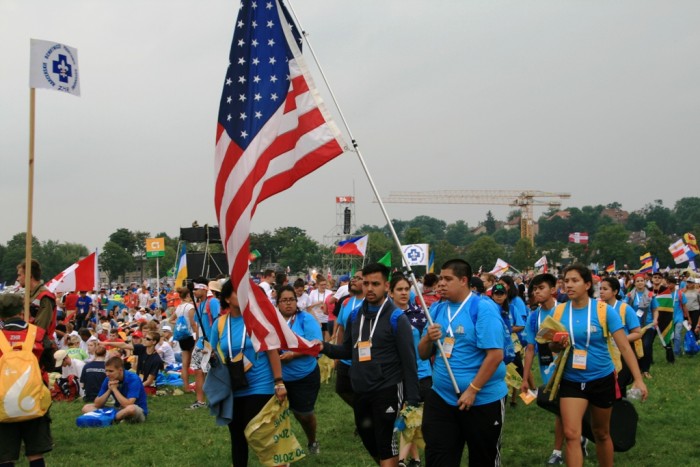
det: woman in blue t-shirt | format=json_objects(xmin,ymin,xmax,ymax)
[
  {"xmin": 210, "ymin": 280, "xmax": 286, "ymax": 467},
  {"xmin": 553, "ymin": 265, "xmax": 648, "ymax": 467},
  {"xmin": 599, "ymin": 277, "xmax": 643, "ymax": 396},
  {"xmin": 276, "ymin": 285, "xmax": 322, "ymax": 455},
  {"xmin": 389, "ymin": 275, "xmax": 431, "ymax": 467}
]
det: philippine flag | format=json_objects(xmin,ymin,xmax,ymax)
[{"xmin": 335, "ymin": 235, "xmax": 369, "ymax": 256}]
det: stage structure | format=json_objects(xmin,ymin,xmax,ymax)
[
  {"xmin": 177, "ymin": 224, "xmax": 229, "ymax": 280},
  {"xmin": 323, "ymin": 196, "xmax": 364, "ymax": 277}
]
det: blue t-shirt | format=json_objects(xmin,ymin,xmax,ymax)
[
  {"xmin": 281, "ymin": 311, "xmax": 323, "ymax": 382},
  {"xmin": 429, "ymin": 296, "xmax": 507, "ymax": 406},
  {"xmin": 336, "ymin": 296, "xmax": 364, "ymax": 366},
  {"xmin": 671, "ymin": 290, "xmax": 687, "ymax": 324},
  {"xmin": 610, "ymin": 300, "xmax": 640, "ymax": 334},
  {"xmin": 524, "ymin": 303, "xmax": 558, "ymax": 384},
  {"xmin": 210, "ymin": 314, "xmax": 274, "ymax": 397},
  {"xmin": 509, "ymin": 296, "xmax": 528, "ymax": 342},
  {"xmin": 625, "ymin": 291, "xmax": 658, "ymax": 326},
  {"xmin": 411, "ymin": 324, "xmax": 432, "ymax": 380},
  {"xmin": 196, "ymin": 296, "xmax": 221, "ymax": 349},
  {"xmin": 77, "ymin": 296, "xmax": 92, "ymax": 315},
  {"xmin": 558, "ymin": 299, "xmax": 623, "ymax": 383},
  {"xmin": 98, "ymin": 370, "xmax": 148, "ymax": 415}
]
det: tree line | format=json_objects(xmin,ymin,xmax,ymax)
[{"xmin": 1, "ymin": 197, "xmax": 698, "ymax": 284}]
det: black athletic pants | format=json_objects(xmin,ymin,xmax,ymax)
[
  {"xmin": 228, "ymin": 394, "xmax": 272, "ymax": 467},
  {"xmin": 639, "ymin": 327, "xmax": 655, "ymax": 372},
  {"xmin": 422, "ymin": 389, "xmax": 505, "ymax": 467}
]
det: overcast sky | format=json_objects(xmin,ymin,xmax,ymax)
[{"xmin": 2, "ymin": 0, "xmax": 699, "ymax": 253}]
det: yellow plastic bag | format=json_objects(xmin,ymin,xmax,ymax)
[
  {"xmin": 317, "ymin": 354, "xmax": 334, "ymax": 384},
  {"xmin": 396, "ymin": 405, "xmax": 425, "ymax": 450},
  {"xmin": 244, "ymin": 396, "xmax": 306, "ymax": 466},
  {"xmin": 504, "ymin": 363, "xmax": 522, "ymax": 389}
]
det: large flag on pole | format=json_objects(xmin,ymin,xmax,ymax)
[
  {"xmin": 174, "ymin": 245, "xmax": 188, "ymax": 288},
  {"xmin": 30, "ymin": 39, "xmax": 81, "ymax": 96},
  {"xmin": 45, "ymin": 251, "xmax": 98, "ymax": 293},
  {"xmin": 215, "ymin": 0, "xmax": 344, "ymax": 353}
]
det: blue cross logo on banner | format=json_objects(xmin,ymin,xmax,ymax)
[{"xmin": 52, "ymin": 54, "xmax": 72, "ymax": 83}]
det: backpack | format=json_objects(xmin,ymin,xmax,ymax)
[
  {"xmin": 174, "ymin": 304, "xmax": 193, "ymax": 341},
  {"xmin": 432, "ymin": 296, "xmax": 516, "ymax": 364},
  {"xmin": 0, "ymin": 325, "xmax": 52, "ymax": 422},
  {"xmin": 51, "ymin": 375, "xmax": 80, "ymax": 402},
  {"xmin": 553, "ymin": 301, "xmax": 622, "ymax": 372}
]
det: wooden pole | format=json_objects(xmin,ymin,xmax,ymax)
[{"xmin": 24, "ymin": 88, "xmax": 36, "ymax": 321}]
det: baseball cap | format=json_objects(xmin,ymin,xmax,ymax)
[
  {"xmin": 208, "ymin": 280, "xmax": 222, "ymax": 293},
  {"xmin": 161, "ymin": 325, "xmax": 172, "ymax": 332},
  {"xmin": 339, "ymin": 275, "xmax": 350, "ymax": 283},
  {"xmin": 54, "ymin": 349, "xmax": 68, "ymax": 367},
  {"xmin": 492, "ymin": 284, "xmax": 507, "ymax": 295},
  {"xmin": 132, "ymin": 331, "xmax": 144, "ymax": 338}
]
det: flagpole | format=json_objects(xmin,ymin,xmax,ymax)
[
  {"xmin": 286, "ymin": 1, "xmax": 460, "ymax": 394},
  {"xmin": 24, "ymin": 88, "xmax": 36, "ymax": 321}
]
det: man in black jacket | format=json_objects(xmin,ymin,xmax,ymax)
[{"xmin": 319, "ymin": 263, "xmax": 419, "ymax": 467}]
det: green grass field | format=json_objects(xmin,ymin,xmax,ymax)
[{"xmin": 27, "ymin": 355, "xmax": 700, "ymax": 467}]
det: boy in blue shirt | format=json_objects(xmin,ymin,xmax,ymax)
[{"xmin": 82, "ymin": 356, "xmax": 148, "ymax": 423}]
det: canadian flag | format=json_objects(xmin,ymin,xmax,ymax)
[
  {"xmin": 45, "ymin": 251, "xmax": 99, "ymax": 293},
  {"xmin": 568, "ymin": 232, "xmax": 589, "ymax": 244}
]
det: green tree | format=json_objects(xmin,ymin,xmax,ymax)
[
  {"xmin": 405, "ymin": 216, "xmax": 446, "ymax": 243},
  {"xmin": 641, "ymin": 200, "xmax": 675, "ymax": 235},
  {"xmin": 445, "ymin": 220, "xmax": 475, "ymax": 247},
  {"xmin": 644, "ymin": 221, "xmax": 672, "ymax": 267},
  {"xmin": 40, "ymin": 240, "xmax": 90, "ymax": 280},
  {"xmin": 493, "ymin": 228, "xmax": 520, "ymax": 247},
  {"xmin": 431, "ymin": 240, "xmax": 459, "ymax": 273},
  {"xmin": 402, "ymin": 227, "xmax": 426, "ymax": 244},
  {"xmin": 365, "ymin": 231, "xmax": 396, "ymax": 267},
  {"xmin": 512, "ymin": 238, "xmax": 537, "ymax": 270},
  {"xmin": 0, "ymin": 233, "xmax": 42, "ymax": 283},
  {"xmin": 484, "ymin": 211, "xmax": 497, "ymax": 235},
  {"xmin": 465, "ymin": 236, "xmax": 504, "ymax": 272},
  {"xmin": 536, "ymin": 215, "xmax": 570, "ymax": 244},
  {"xmin": 108, "ymin": 228, "xmax": 136, "ymax": 253},
  {"xmin": 277, "ymin": 229, "xmax": 325, "ymax": 272},
  {"xmin": 100, "ymin": 241, "xmax": 134, "ymax": 284},
  {"xmin": 591, "ymin": 224, "xmax": 632, "ymax": 266},
  {"xmin": 673, "ymin": 197, "xmax": 700, "ymax": 233}
]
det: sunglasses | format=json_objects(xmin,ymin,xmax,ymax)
[{"xmin": 143, "ymin": 337, "xmax": 152, "ymax": 341}]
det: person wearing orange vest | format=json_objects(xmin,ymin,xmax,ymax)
[
  {"xmin": 16, "ymin": 259, "xmax": 57, "ymax": 343},
  {"xmin": 0, "ymin": 293, "xmax": 53, "ymax": 467}
]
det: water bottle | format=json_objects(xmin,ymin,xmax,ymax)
[{"xmin": 627, "ymin": 387, "xmax": 642, "ymax": 401}]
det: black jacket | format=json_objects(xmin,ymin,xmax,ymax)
[{"xmin": 323, "ymin": 299, "xmax": 420, "ymax": 405}]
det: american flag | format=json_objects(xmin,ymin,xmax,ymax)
[{"xmin": 215, "ymin": 0, "xmax": 344, "ymax": 353}]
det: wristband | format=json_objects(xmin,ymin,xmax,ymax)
[
  {"xmin": 469, "ymin": 382, "xmax": 481, "ymax": 392},
  {"xmin": 274, "ymin": 377, "xmax": 284, "ymax": 382}
]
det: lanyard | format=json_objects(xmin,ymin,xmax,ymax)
[
  {"xmin": 286, "ymin": 313, "xmax": 297, "ymax": 328},
  {"xmin": 537, "ymin": 301, "xmax": 558, "ymax": 328},
  {"xmin": 568, "ymin": 299, "xmax": 591, "ymax": 350},
  {"xmin": 672, "ymin": 290, "xmax": 678, "ymax": 306},
  {"xmin": 225, "ymin": 316, "xmax": 247, "ymax": 359},
  {"xmin": 446, "ymin": 294, "xmax": 471, "ymax": 337},
  {"xmin": 356, "ymin": 298, "xmax": 387, "ymax": 345}
]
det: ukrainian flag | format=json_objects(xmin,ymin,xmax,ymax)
[{"xmin": 174, "ymin": 245, "xmax": 188, "ymax": 288}]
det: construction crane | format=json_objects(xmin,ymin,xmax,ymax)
[{"xmin": 380, "ymin": 190, "xmax": 572, "ymax": 243}]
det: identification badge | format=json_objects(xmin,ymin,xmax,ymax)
[
  {"xmin": 443, "ymin": 337, "xmax": 455, "ymax": 359},
  {"xmin": 572, "ymin": 349, "xmax": 587, "ymax": 370},
  {"xmin": 358, "ymin": 341, "xmax": 372, "ymax": 362},
  {"xmin": 243, "ymin": 355, "xmax": 253, "ymax": 372},
  {"xmin": 636, "ymin": 310, "xmax": 644, "ymax": 318}
]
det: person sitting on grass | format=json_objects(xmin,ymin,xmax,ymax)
[
  {"xmin": 102, "ymin": 331, "xmax": 163, "ymax": 393},
  {"xmin": 81, "ymin": 356, "xmax": 148, "ymax": 424}
]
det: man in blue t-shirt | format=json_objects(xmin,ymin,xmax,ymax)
[
  {"xmin": 332, "ymin": 272, "xmax": 364, "ymax": 407},
  {"xmin": 188, "ymin": 278, "xmax": 221, "ymax": 410},
  {"xmin": 81, "ymin": 356, "xmax": 148, "ymax": 423},
  {"xmin": 76, "ymin": 291, "xmax": 93, "ymax": 330}
]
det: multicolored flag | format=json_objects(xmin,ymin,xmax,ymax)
[
  {"xmin": 669, "ymin": 239, "xmax": 695, "ymax": 264},
  {"xmin": 428, "ymin": 251, "xmax": 435, "ymax": 273},
  {"xmin": 248, "ymin": 249, "xmax": 261, "ymax": 262},
  {"xmin": 568, "ymin": 232, "xmax": 589, "ymax": 244},
  {"xmin": 639, "ymin": 252, "xmax": 652, "ymax": 263},
  {"xmin": 605, "ymin": 261, "xmax": 616, "ymax": 273},
  {"xmin": 174, "ymin": 245, "xmax": 188, "ymax": 288},
  {"xmin": 639, "ymin": 261, "xmax": 653, "ymax": 274},
  {"xmin": 45, "ymin": 251, "xmax": 98, "ymax": 293},
  {"xmin": 214, "ymin": 0, "xmax": 344, "ymax": 354},
  {"xmin": 335, "ymin": 235, "xmax": 368, "ymax": 256},
  {"xmin": 534, "ymin": 256, "xmax": 548, "ymax": 273},
  {"xmin": 684, "ymin": 233, "xmax": 700, "ymax": 255},
  {"xmin": 490, "ymin": 258, "xmax": 510, "ymax": 278}
]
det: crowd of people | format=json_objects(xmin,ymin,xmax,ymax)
[{"xmin": 2, "ymin": 256, "xmax": 698, "ymax": 466}]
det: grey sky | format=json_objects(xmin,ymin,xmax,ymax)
[{"xmin": 2, "ymin": 0, "xmax": 699, "ymax": 253}]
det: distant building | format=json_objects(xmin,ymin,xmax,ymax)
[{"xmin": 601, "ymin": 208, "xmax": 629, "ymax": 224}]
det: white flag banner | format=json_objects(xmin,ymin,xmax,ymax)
[
  {"xmin": 401, "ymin": 244, "xmax": 430, "ymax": 267},
  {"xmin": 30, "ymin": 39, "xmax": 81, "ymax": 96},
  {"xmin": 490, "ymin": 258, "xmax": 510, "ymax": 278}
]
